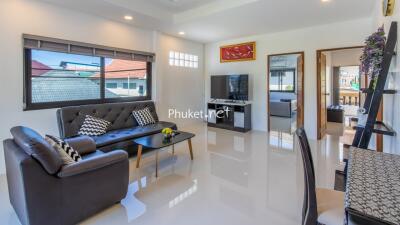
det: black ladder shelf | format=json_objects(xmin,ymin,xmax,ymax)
[{"xmin": 352, "ymin": 21, "xmax": 398, "ymax": 148}]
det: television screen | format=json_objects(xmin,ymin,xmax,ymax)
[{"xmin": 211, "ymin": 75, "xmax": 248, "ymax": 100}]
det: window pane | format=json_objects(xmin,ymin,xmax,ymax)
[
  {"xmin": 269, "ymin": 70, "xmax": 295, "ymax": 92},
  {"xmin": 194, "ymin": 55, "xmax": 198, "ymax": 62},
  {"xmin": 104, "ymin": 58, "xmax": 147, "ymax": 98},
  {"xmin": 169, "ymin": 59, "xmax": 174, "ymax": 66},
  {"xmin": 31, "ymin": 49, "xmax": 101, "ymax": 103},
  {"xmin": 282, "ymin": 71, "xmax": 294, "ymax": 91},
  {"xmin": 174, "ymin": 52, "xmax": 180, "ymax": 59},
  {"xmin": 270, "ymin": 71, "xmax": 280, "ymax": 91},
  {"xmin": 169, "ymin": 51, "xmax": 175, "ymax": 58},
  {"xmin": 194, "ymin": 62, "xmax": 198, "ymax": 68}
]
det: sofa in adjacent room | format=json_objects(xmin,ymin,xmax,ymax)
[
  {"xmin": 57, "ymin": 101, "xmax": 177, "ymax": 155},
  {"xmin": 270, "ymin": 99, "xmax": 297, "ymax": 118},
  {"xmin": 327, "ymin": 105, "xmax": 344, "ymax": 123}
]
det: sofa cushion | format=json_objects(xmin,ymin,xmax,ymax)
[
  {"xmin": 10, "ymin": 126, "xmax": 62, "ymax": 174},
  {"xmin": 45, "ymin": 135, "xmax": 82, "ymax": 165},
  {"xmin": 65, "ymin": 136, "xmax": 97, "ymax": 155},
  {"xmin": 132, "ymin": 107, "xmax": 157, "ymax": 126},
  {"xmin": 78, "ymin": 115, "xmax": 111, "ymax": 136},
  {"xmin": 91, "ymin": 121, "xmax": 177, "ymax": 147}
]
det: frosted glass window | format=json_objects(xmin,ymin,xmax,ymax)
[{"xmin": 169, "ymin": 51, "xmax": 199, "ymax": 68}]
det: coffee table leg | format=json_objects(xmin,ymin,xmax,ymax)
[
  {"xmin": 172, "ymin": 144, "xmax": 175, "ymax": 155},
  {"xmin": 188, "ymin": 139, "xmax": 194, "ymax": 160},
  {"xmin": 155, "ymin": 150, "xmax": 159, "ymax": 178},
  {"xmin": 136, "ymin": 145, "xmax": 142, "ymax": 168}
]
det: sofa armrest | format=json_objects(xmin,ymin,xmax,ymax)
[
  {"xmin": 65, "ymin": 136, "xmax": 96, "ymax": 155},
  {"xmin": 57, "ymin": 150, "xmax": 128, "ymax": 178}
]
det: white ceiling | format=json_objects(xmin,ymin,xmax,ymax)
[{"xmin": 38, "ymin": 0, "xmax": 375, "ymax": 43}]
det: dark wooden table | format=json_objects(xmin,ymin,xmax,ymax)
[
  {"xmin": 345, "ymin": 147, "xmax": 400, "ymax": 225},
  {"xmin": 133, "ymin": 131, "xmax": 195, "ymax": 177}
]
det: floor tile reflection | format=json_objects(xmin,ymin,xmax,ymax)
[{"xmin": 0, "ymin": 122, "xmax": 344, "ymax": 225}]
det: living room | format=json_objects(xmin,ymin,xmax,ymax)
[{"xmin": 0, "ymin": 0, "xmax": 399, "ymax": 225}]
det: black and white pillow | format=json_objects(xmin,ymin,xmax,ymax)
[
  {"xmin": 132, "ymin": 108, "xmax": 156, "ymax": 126},
  {"xmin": 78, "ymin": 115, "xmax": 111, "ymax": 136},
  {"xmin": 45, "ymin": 135, "xmax": 82, "ymax": 164}
]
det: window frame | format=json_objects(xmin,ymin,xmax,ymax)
[
  {"xmin": 269, "ymin": 68, "xmax": 296, "ymax": 93},
  {"xmin": 23, "ymin": 48, "xmax": 152, "ymax": 111}
]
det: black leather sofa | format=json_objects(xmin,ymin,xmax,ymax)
[
  {"xmin": 4, "ymin": 126, "xmax": 129, "ymax": 225},
  {"xmin": 57, "ymin": 101, "xmax": 177, "ymax": 155}
]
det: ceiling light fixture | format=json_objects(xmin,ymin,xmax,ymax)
[
  {"xmin": 179, "ymin": 31, "xmax": 185, "ymax": 35},
  {"xmin": 124, "ymin": 15, "xmax": 133, "ymax": 20},
  {"xmin": 321, "ymin": 0, "xmax": 331, "ymax": 2}
]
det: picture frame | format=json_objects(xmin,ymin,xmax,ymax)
[{"xmin": 220, "ymin": 41, "xmax": 256, "ymax": 63}]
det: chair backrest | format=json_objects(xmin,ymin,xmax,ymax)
[
  {"xmin": 295, "ymin": 127, "xmax": 318, "ymax": 225},
  {"xmin": 10, "ymin": 126, "xmax": 62, "ymax": 174}
]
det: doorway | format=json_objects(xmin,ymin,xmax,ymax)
[
  {"xmin": 316, "ymin": 47, "xmax": 364, "ymax": 140},
  {"xmin": 267, "ymin": 52, "xmax": 304, "ymax": 134}
]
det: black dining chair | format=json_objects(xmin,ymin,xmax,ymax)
[{"xmin": 295, "ymin": 128, "xmax": 345, "ymax": 225}]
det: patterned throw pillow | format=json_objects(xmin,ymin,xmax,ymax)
[
  {"xmin": 132, "ymin": 108, "xmax": 156, "ymax": 126},
  {"xmin": 78, "ymin": 115, "xmax": 111, "ymax": 136},
  {"xmin": 45, "ymin": 135, "xmax": 82, "ymax": 164}
]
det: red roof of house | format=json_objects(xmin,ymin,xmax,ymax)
[
  {"xmin": 32, "ymin": 60, "xmax": 51, "ymax": 76},
  {"xmin": 92, "ymin": 59, "xmax": 147, "ymax": 79}
]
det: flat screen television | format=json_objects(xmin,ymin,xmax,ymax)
[{"xmin": 211, "ymin": 75, "xmax": 248, "ymax": 101}]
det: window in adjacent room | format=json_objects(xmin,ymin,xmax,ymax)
[
  {"xmin": 269, "ymin": 68, "xmax": 296, "ymax": 92},
  {"xmin": 169, "ymin": 51, "xmax": 199, "ymax": 68}
]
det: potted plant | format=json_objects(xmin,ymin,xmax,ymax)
[
  {"xmin": 360, "ymin": 26, "xmax": 386, "ymax": 89},
  {"xmin": 162, "ymin": 128, "xmax": 174, "ymax": 139}
]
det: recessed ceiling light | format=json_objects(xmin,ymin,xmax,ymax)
[
  {"xmin": 124, "ymin": 15, "xmax": 133, "ymax": 20},
  {"xmin": 179, "ymin": 31, "xmax": 185, "ymax": 35},
  {"xmin": 321, "ymin": 0, "xmax": 330, "ymax": 2}
]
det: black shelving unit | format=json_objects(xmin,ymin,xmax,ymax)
[
  {"xmin": 360, "ymin": 88, "xmax": 397, "ymax": 94},
  {"xmin": 352, "ymin": 22, "xmax": 398, "ymax": 148}
]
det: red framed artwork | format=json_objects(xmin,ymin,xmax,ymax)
[{"xmin": 220, "ymin": 41, "xmax": 256, "ymax": 63}]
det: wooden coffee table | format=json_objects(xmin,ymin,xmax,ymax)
[{"xmin": 133, "ymin": 131, "xmax": 195, "ymax": 177}]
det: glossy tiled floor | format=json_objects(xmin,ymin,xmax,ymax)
[{"xmin": 0, "ymin": 122, "xmax": 345, "ymax": 225}]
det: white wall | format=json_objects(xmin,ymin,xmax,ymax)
[
  {"xmin": 205, "ymin": 18, "xmax": 372, "ymax": 138},
  {"xmin": 0, "ymin": 0, "xmax": 205, "ymax": 174},
  {"xmin": 331, "ymin": 48, "xmax": 363, "ymax": 66},
  {"xmin": 154, "ymin": 33, "xmax": 205, "ymax": 127},
  {"xmin": 371, "ymin": 1, "xmax": 400, "ymax": 154}
]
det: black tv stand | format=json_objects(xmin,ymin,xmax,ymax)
[
  {"xmin": 224, "ymin": 100, "xmax": 236, "ymax": 103},
  {"xmin": 207, "ymin": 101, "xmax": 251, "ymax": 132}
]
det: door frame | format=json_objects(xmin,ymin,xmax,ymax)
[
  {"xmin": 267, "ymin": 51, "xmax": 305, "ymax": 131},
  {"xmin": 316, "ymin": 46, "xmax": 364, "ymax": 139}
]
